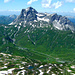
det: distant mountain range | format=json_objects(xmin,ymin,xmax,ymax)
[
  {"xmin": 0, "ymin": 15, "xmax": 17, "ymax": 25},
  {"xmin": 66, "ymin": 16, "xmax": 75, "ymax": 25}
]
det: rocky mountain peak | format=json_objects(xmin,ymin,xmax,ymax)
[
  {"xmin": 10, "ymin": 7, "xmax": 75, "ymax": 32},
  {"xmin": 14, "ymin": 7, "xmax": 38, "ymax": 23},
  {"xmin": 21, "ymin": 7, "xmax": 38, "ymax": 17},
  {"xmin": 25, "ymin": 7, "xmax": 38, "ymax": 13}
]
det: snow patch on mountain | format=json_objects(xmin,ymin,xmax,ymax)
[
  {"xmin": 36, "ymin": 13, "xmax": 45, "ymax": 17},
  {"xmin": 9, "ymin": 22, "xmax": 14, "ymax": 25},
  {"xmin": 37, "ymin": 17, "xmax": 49, "ymax": 22},
  {"xmin": 53, "ymin": 20, "xmax": 64, "ymax": 30}
]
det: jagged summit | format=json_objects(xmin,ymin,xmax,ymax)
[
  {"xmin": 21, "ymin": 7, "xmax": 38, "ymax": 15},
  {"xmin": 13, "ymin": 7, "xmax": 38, "ymax": 23},
  {"xmin": 10, "ymin": 7, "xmax": 75, "ymax": 31},
  {"xmin": 26, "ymin": 7, "xmax": 38, "ymax": 12}
]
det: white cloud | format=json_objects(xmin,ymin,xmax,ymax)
[
  {"xmin": 65, "ymin": 0, "xmax": 75, "ymax": 2},
  {"xmin": 42, "ymin": 0, "xmax": 62, "ymax": 9},
  {"xmin": 42, "ymin": 0, "xmax": 52, "ymax": 8},
  {"xmin": 27, "ymin": 0, "xmax": 62, "ymax": 9},
  {"xmin": 4, "ymin": 0, "xmax": 11, "ymax": 3},
  {"xmin": 27, "ymin": 0, "xmax": 38, "ymax": 5},
  {"xmin": 73, "ymin": 8, "xmax": 75, "ymax": 12},
  {"xmin": 51, "ymin": 1, "xmax": 63, "ymax": 9}
]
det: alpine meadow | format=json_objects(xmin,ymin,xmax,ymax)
[{"xmin": 0, "ymin": 0, "xmax": 75, "ymax": 75}]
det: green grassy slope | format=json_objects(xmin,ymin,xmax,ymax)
[{"xmin": 0, "ymin": 24, "xmax": 75, "ymax": 63}]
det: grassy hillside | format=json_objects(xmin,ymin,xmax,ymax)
[
  {"xmin": 2, "ymin": 24, "xmax": 74, "ymax": 63},
  {"xmin": 0, "ymin": 24, "xmax": 75, "ymax": 64}
]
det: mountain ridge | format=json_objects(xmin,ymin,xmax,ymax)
[
  {"xmin": 9, "ymin": 7, "xmax": 75, "ymax": 32},
  {"xmin": 0, "ymin": 15, "xmax": 17, "ymax": 25}
]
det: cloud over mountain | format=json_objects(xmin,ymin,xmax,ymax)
[
  {"xmin": 51, "ymin": 1, "xmax": 62, "ymax": 9},
  {"xmin": 27, "ymin": 0, "xmax": 38, "ymax": 5},
  {"xmin": 42, "ymin": 0, "xmax": 62, "ymax": 9},
  {"xmin": 4, "ymin": 0, "xmax": 11, "ymax": 3},
  {"xmin": 42, "ymin": 0, "xmax": 52, "ymax": 8}
]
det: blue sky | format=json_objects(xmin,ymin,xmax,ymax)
[{"xmin": 0, "ymin": 0, "xmax": 75, "ymax": 16}]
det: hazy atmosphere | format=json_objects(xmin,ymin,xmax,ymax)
[{"xmin": 0, "ymin": 0, "xmax": 75, "ymax": 16}]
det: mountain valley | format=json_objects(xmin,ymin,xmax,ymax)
[{"xmin": 0, "ymin": 7, "xmax": 75, "ymax": 75}]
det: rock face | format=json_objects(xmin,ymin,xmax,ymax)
[
  {"xmin": 11, "ymin": 7, "xmax": 75, "ymax": 31},
  {"xmin": 14, "ymin": 7, "xmax": 38, "ymax": 23}
]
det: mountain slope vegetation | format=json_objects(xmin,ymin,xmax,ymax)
[{"xmin": 0, "ymin": 7, "xmax": 75, "ymax": 66}]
